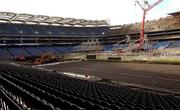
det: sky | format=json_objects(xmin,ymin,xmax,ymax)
[{"xmin": 0, "ymin": 0, "xmax": 179, "ymax": 25}]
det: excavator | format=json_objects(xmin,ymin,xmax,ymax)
[{"xmin": 34, "ymin": 53, "xmax": 57, "ymax": 65}]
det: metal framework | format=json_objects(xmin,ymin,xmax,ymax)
[
  {"xmin": 113, "ymin": 34, "xmax": 152, "ymax": 52},
  {"xmin": 113, "ymin": 35, "xmax": 131, "ymax": 49},
  {"xmin": 0, "ymin": 12, "xmax": 108, "ymax": 27},
  {"xmin": 73, "ymin": 39, "xmax": 103, "ymax": 52}
]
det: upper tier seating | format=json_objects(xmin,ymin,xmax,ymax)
[
  {"xmin": 0, "ymin": 23, "xmax": 109, "ymax": 37},
  {"xmin": 110, "ymin": 16, "xmax": 180, "ymax": 35}
]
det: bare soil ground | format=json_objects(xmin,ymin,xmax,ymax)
[{"xmin": 43, "ymin": 61, "xmax": 180, "ymax": 94}]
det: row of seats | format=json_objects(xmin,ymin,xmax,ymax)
[
  {"xmin": 0, "ymin": 46, "xmax": 74, "ymax": 59},
  {"xmin": 0, "ymin": 72, "xmax": 59, "ymax": 110},
  {"xmin": 0, "ymin": 23, "xmax": 109, "ymax": 37},
  {"xmin": 167, "ymin": 40, "xmax": 180, "ymax": 48},
  {"xmin": 153, "ymin": 41, "xmax": 171, "ymax": 49},
  {"xmin": 151, "ymin": 40, "xmax": 180, "ymax": 49},
  {"xmin": 0, "ymin": 97, "xmax": 9, "ymax": 110},
  {"xmin": 1, "ymin": 40, "xmax": 180, "ymax": 60},
  {"xmin": 104, "ymin": 40, "xmax": 180, "ymax": 51},
  {"xmin": 103, "ymin": 44, "xmax": 114, "ymax": 51},
  {"xmin": 0, "ymin": 64, "xmax": 180, "ymax": 110}
]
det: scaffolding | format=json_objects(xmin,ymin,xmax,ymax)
[
  {"xmin": 73, "ymin": 39, "xmax": 104, "ymax": 52},
  {"xmin": 113, "ymin": 34, "xmax": 152, "ymax": 52}
]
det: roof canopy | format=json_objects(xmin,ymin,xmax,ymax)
[{"xmin": 0, "ymin": 12, "xmax": 109, "ymax": 27}]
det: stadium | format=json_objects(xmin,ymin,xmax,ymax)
[{"xmin": 0, "ymin": 0, "xmax": 180, "ymax": 110}]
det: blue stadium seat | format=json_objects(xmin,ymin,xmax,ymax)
[
  {"xmin": 0, "ymin": 48, "xmax": 13, "ymax": 59},
  {"xmin": 8, "ymin": 47, "xmax": 31, "ymax": 57},
  {"xmin": 166, "ymin": 40, "xmax": 180, "ymax": 48},
  {"xmin": 1, "ymin": 64, "xmax": 180, "ymax": 110},
  {"xmin": 25, "ymin": 47, "xmax": 44, "ymax": 56},
  {"xmin": 153, "ymin": 41, "xmax": 171, "ymax": 49},
  {"xmin": 103, "ymin": 44, "xmax": 114, "ymax": 51},
  {"xmin": 52, "ymin": 46, "xmax": 72, "ymax": 54},
  {"xmin": 0, "ymin": 23, "xmax": 18, "ymax": 35},
  {"xmin": 0, "ymin": 23, "xmax": 109, "ymax": 37},
  {"xmin": 15, "ymin": 24, "xmax": 34, "ymax": 35},
  {"xmin": 40, "ymin": 46, "xmax": 60, "ymax": 55}
]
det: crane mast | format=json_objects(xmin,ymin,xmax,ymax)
[{"xmin": 135, "ymin": 0, "xmax": 163, "ymax": 49}]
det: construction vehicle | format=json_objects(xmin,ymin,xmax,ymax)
[{"xmin": 34, "ymin": 53, "xmax": 57, "ymax": 65}]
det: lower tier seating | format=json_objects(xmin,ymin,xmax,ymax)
[
  {"xmin": 0, "ymin": 64, "xmax": 180, "ymax": 110},
  {"xmin": 0, "ymin": 46, "xmax": 73, "ymax": 59}
]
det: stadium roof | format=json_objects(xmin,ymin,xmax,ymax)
[{"xmin": 0, "ymin": 12, "xmax": 109, "ymax": 27}]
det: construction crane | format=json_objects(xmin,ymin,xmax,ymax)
[{"xmin": 135, "ymin": 0, "xmax": 163, "ymax": 48}]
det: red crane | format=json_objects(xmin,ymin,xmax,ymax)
[{"xmin": 135, "ymin": 0, "xmax": 163, "ymax": 48}]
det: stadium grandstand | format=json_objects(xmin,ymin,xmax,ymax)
[
  {"xmin": 1, "ymin": 11, "xmax": 180, "ymax": 60},
  {"xmin": 0, "ymin": 12, "xmax": 109, "ymax": 60},
  {"xmin": 0, "ymin": 5, "xmax": 180, "ymax": 110}
]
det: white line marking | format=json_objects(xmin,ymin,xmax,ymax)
[{"xmin": 32, "ymin": 60, "xmax": 80, "ymax": 67}]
